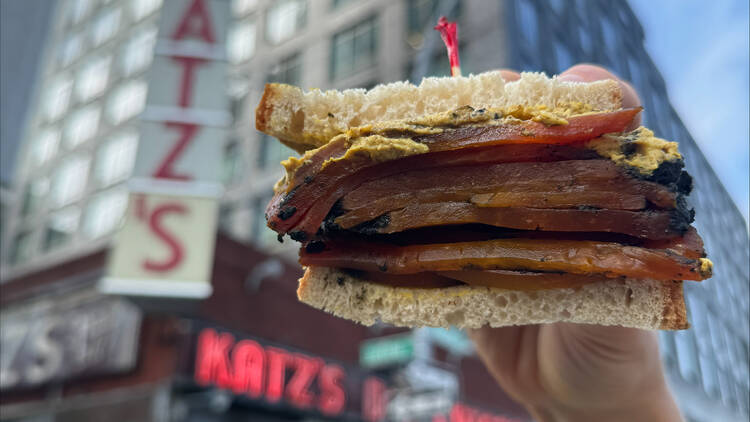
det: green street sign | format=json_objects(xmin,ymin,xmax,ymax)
[
  {"xmin": 426, "ymin": 327, "xmax": 474, "ymax": 356},
  {"xmin": 359, "ymin": 333, "xmax": 414, "ymax": 368}
]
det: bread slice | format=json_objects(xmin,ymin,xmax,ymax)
[
  {"xmin": 297, "ymin": 267, "xmax": 688, "ymax": 330},
  {"xmin": 256, "ymin": 71, "xmax": 623, "ymax": 153}
]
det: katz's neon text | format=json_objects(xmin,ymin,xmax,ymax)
[{"xmin": 194, "ymin": 328, "xmax": 350, "ymax": 416}]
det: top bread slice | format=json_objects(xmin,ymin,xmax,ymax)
[{"xmin": 256, "ymin": 71, "xmax": 623, "ymax": 153}]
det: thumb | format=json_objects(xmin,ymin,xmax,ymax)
[{"xmin": 538, "ymin": 323, "xmax": 663, "ymax": 403}]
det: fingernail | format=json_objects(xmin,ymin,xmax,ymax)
[{"xmin": 559, "ymin": 73, "xmax": 585, "ymax": 82}]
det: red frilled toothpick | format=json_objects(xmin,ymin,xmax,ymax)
[{"xmin": 434, "ymin": 16, "xmax": 461, "ymax": 77}]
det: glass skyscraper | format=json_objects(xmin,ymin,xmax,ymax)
[{"xmin": 502, "ymin": 1, "xmax": 749, "ymax": 420}]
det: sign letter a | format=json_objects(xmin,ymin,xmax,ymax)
[{"xmin": 172, "ymin": 0, "xmax": 216, "ymax": 43}]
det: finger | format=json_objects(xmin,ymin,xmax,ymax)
[
  {"xmin": 539, "ymin": 323, "xmax": 664, "ymax": 401},
  {"xmin": 618, "ymin": 80, "xmax": 641, "ymax": 109},
  {"xmin": 498, "ymin": 69, "xmax": 521, "ymax": 82},
  {"xmin": 559, "ymin": 64, "xmax": 642, "ymax": 128},
  {"xmin": 559, "ymin": 63, "xmax": 619, "ymax": 82},
  {"xmin": 468, "ymin": 325, "xmax": 541, "ymax": 400},
  {"xmin": 555, "ymin": 323, "xmax": 660, "ymax": 364}
]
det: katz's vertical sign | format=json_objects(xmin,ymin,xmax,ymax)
[{"xmin": 101, "ymin": 0, "xmax": 230, "ymax": 298}]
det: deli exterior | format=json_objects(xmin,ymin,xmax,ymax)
[
  {"xmin": 0, "ymin": 234, "xmax": 529, "ymax": 421},
  {"xmin": 1, "ymin": 0, "xmax": 526, "ymax": 420}
]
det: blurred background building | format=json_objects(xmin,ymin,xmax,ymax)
[{"xmin": 0, "ymin": 0, "xmax": 747, "ymax": 421}]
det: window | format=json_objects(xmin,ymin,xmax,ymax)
[
  {"xmin": 426, "ymin": 49, "xmax": 451, "ymax": 77},
  {"xmin": 0, "ymin": 203, "xmax": 5, "ymax": 246},
  {"xmin": 408, "ymin": 0, "xmax": 445, "ymax": 34},
  {"xmin": 121, "ymin": 27, "xmax": 158, "ymax": 76},
  {"xmin": 232, "ymin": 0, "xmax": 257, "ymax": 16},
  {"xmin": 51, "ymin": 155, "xmax": 90, "ymax": 207},
  {"xmin": 65, "ymin": 105, "xmax": 101, "ymax": 147},
  {"xmin": 331, "ymin": 16, "xmax": 377, "ymax": 80},
  {"xmin": 228, "ymin": 79, "xmax": 249, "ymax": 115},
  {"xmin": 76, "ymin": 56, "xmax": 111, "ymax": 101},
  {"xmin": 222, "ymin": 140, "xmax": 243, "ymax": 185},
  {"xmin": 95, "ymin": 131, "xmax": 138, "ymax": 186},
  {"xmin": 69, "ymin": 0, "xmax": 93, "ymax": 24},
  {"xmin": 407, "ymin": 0, "xmax": 460, "ymax": 36},
  {"xmin": 266, "ymin": 0, "xmax": 307, "ymax": 44},
  {"xmin": 553, "ymin": 39, "xmax": 574, "ymax": 73},
  {"xmin": 674, "ymin": 330, "xmax": 701, "ymax": 383},
  {"xmin": 228, "ymin": 20, "xmax": 256, "ymax": 64},
  {"xmin": 219, "ymin": 203, "xmax": 234, "ymax": 232},
  {"xmin": 578, "ymin": 25, "xmax": 593, "ymax": 57},
  {"xmin": 258, "ymin": 134, "xmax": 295, "ymax": 169},
  {"xmin": 600, "ymin": 19, "xmax": 618, "ymax": 50},
  {"xmin": 21, "ymin": 178, "xmax": 49, "ymax": 217},
  {"xmin": 59, "ymin": 32, "xmax": 83, "ymax": 67},
  {"xmin": 408, "ymin": 0, "xmax": 431, "ymax": 34},
  {"xmin": 107, "ymin": 81, "xmax": 147, "ymax": 124},
  {"xmin": 44, "ymin": 207, "xmax": 80, "ymax": 251},
  {"xmin": 268, "ymin": 53, "xmax": 301, "ymax": 85},
  {"xmin": 627, "ymin": 56, "xmax": 643, "ymax": 90},
  {"xmin": 332, "ymin": 0, "xmax": 359, "ymax": 8},
  {"xmin": 44, "ymin": 77, "xmax": 73, "ymax": 122},
  {"xmin": 91, "ymin": 8, "xmax": 121, "ymax": 46},
  {"xmin": 31, "ymin": 129, "xmax": 60, "ymax": 166},
  {"xmin": 10, "ymin": 231, "xmax": 34, "ymax": 265},
  {"xmin": 83, "ymin": 188, "xmax": 127, "ymax": 238},
  {"xmin": 132, "ymin": 0, "xmax": 163, "ymax": 21},
  {"xmin": 516, "ymin": 0, "xmax": 538, "ymax": 47},
  {"xmin": 253, "ymin": 195, "xmax": 278, "ymax": 246}
]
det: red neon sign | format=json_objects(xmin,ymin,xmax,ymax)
[
  {"xmin": 195, "ymin": 328, "xmax": 365, "ymax": 417},
  {"xmin": 437, "ymin": 403, "xmax": 522, "ymax": 422}
]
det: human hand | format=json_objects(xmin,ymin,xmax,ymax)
[
  {"xmin": 468, "ymin": 65, "xmax": 683, "ymax": 422},
  {"xmin": 499, "ymin": 64, "xmax": 642, "ymax": 130}
]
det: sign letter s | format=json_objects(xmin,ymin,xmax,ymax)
[{"xmin": 138, "ymin": 197, "xmax": 188, "ymax": 272}]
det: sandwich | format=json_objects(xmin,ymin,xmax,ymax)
[{"xmin": 254, "ymin": 70, "xmax": 712, "ymax": 330}]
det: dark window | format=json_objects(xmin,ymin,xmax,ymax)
[
  {"xmin": 258, "ymin": 134, "xmax": 296, "ymax": 170},
  {"xmin": 600, "ymin": 19, "xmax": 618, "ymax": 51},
  {"xmin": 43, "ymin": 224, "xmax": 69, "ymax": 252},
  {"xmin": 43, "ymin": 208, "xmax": 79, "ymax": 252},
  {"xmin": 427, "ymin": 49, "xmax": 452, "ymax": 77},
  {"xmin": 627, "ymin": 56, "xmax": 643, "ymax": 90},
  {"xmin": 553, "ymin": 39, "xmax": 574, "ymax": 73},
  {"xmin": 230, "ymin": 94, "xmax": 246, "ymax": 124},
  {"xmin": 222, "ymin": 140, "xmax": 243, "ymax": 185},
  {"xmin": 331, "ymin": 16, "xmax": 377, "ymax": 81},
  {"xmin": 268, "ymin": 53, "xmax": 302, "ymax": 85},
  {"xmin": 252, "ymin": 194, "xmax": 278, "ymax": 246},
  {"xmin": 10, "ymin": 231, "xmax": 33, "ymax": 265},
  {"xmin": 407, "ymin": 0, "xmax": 460, "ymax": 35},
  {"xmin": 21, "ymin": 183, "xmax": 42, "ymax": 217},
  {"xmin": 218, "ymin": 202, "xmax": 234, "ymax": 232},
  {"xmin": 332, "ymin": 0, "xmax": 358, "ymax": 9},
  {"xmin": 516, "ymin": 0, "xmax": 538, "ymax": 47},
  {"xmin": 578, "ymin": 25, "xmax": 593, "ymax": 57}
]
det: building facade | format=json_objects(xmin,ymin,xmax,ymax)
[
  {"xmin": 0, "ymin": 0, "xmax": 57, "ymax": 185},
  {"xmin": 1, "ymin": 0, "xmax": 748, "ymax": 421},
  {"xmin": 1, "ymin": 0, "xmax": 163, "ymax": 278},
  {"xmin": 1, "ymin": 0, "xmax": 510, "ymax": 276},
  {"xmin": 501, "ymin": 0, "xmax": 749, "ymax": 420}
]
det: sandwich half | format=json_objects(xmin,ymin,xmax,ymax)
[{"xmin": 255, "ymin": 71, "xmax": 712, "ymax": 330}]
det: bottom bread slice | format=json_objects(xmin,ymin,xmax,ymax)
[{"xmin": 297, "ymin": 267, "xmax": 688, "ymax": 330}]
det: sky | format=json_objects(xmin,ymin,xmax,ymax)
[{"xmin": 629, "ymin": 0, "xmax": 749, "ymax": 225}]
